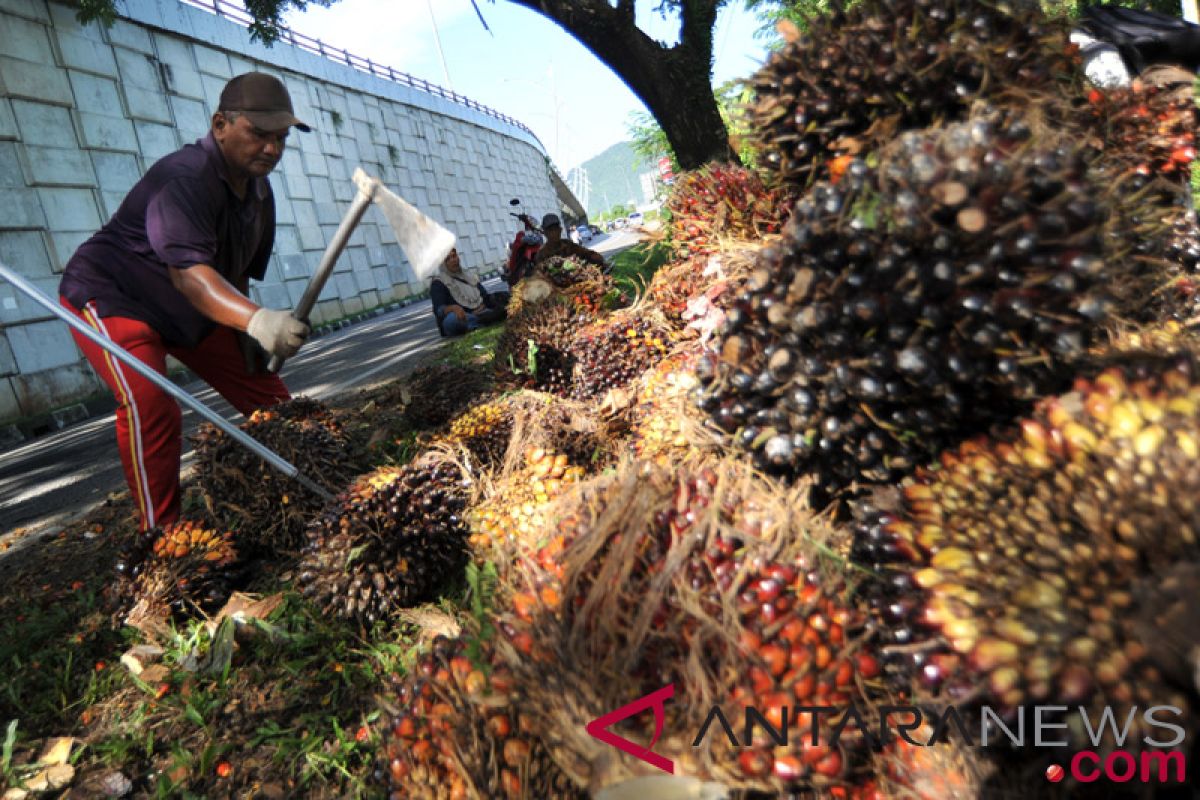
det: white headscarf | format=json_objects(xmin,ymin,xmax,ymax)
[{"xmin": 434, "ymin": 261, "xmax": 483, "ymax": 309}]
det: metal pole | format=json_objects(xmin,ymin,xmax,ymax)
[
  {"xmin": 267, "ymin": 183, "xmax": 375, "ymax": 372},
  {"xmin": 0, "ymin": 262, "xmax": 334, "ymax": 503},
  {"xmin": 425, "ymin": 0, "xmax": 454, "ymax": 90}
]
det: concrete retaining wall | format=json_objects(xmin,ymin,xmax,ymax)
[{"xmin": 0, "ymin": 0, "xmax": 560, "ymax": 429}]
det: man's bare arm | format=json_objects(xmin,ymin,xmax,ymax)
[{"xmin": 169, "ymin": 264, "xmax": 258, "ymax": 330}]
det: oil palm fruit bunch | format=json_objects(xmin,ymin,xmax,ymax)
[
  {"xmin": 1153, "ymin": 210, "xmax": 1200, "ymax": 323},
  {"xmin": 698, "ymin": 112, "xmax": 1121, "ymax": 499},
  {"xmin": 496, "ymin": 459, "xmax": 883, "ymax": 792},
  {"xmin": 379, "ymin": 633, "xmax": 585, "ymax": 800},
  {"xmin": 115, "ymin": 519, "xmax": 240, "ymax": 625},
  {"xmin": 296, "ymin": 460, "xmax": 469, "ymax": 625},
  {"xmin": 446, "ymin": 399, "xmax": 514, "ymax": 468},
  {"xmin": 627, "ymin": 347, "xmax": 714, "ymax": 465},
  {"xmin": 749, "ymin": 0, "xmax": 1074, "ymax": 189},
  {"xmin": 494, "ymin": 299, "xmax": 580, "ymax": 395},
  {"xmin": 568, "ymin": 310, "xmax": 672, "ymax": 400},
  {"xmin": 665, "ymin": 163, "xmax": 791, "ymax": 256},
  {"xmin": 853, "ymin": 356, "xmax": 1200, "ymax": 749},
  {"xmin": 537, "ymin": 255, "xmax": 606, "ymax": 289},
  {"xmin": 400, "ymin": 364, "xmax": 493, "ymax": 431},
  {"xmin": 872, "ymin": 722, "xmax": 992, "ymax": 800},
  {"xmin": 647, "ymin": 253, "xmax": 711, "ymax": 325},
  {"xmin": 1076, "ymin": 81, "xmax": 1197, "ymax": 185},
  {"xmin": 466, "ymin": 445, "xmax": 585, "ymax": 555},
  {"xmin": 192, "ymin": 397, "xmax": 358, "ymax": 553}
]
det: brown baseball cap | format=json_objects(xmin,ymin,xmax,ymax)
[{"xmin": 219, "ymin": 72, "xmax": 312, "ymax": 132}]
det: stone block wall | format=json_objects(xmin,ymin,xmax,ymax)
[{"xmin": 0, "ymin": 0, "xmax": 561, "ymax": 426}]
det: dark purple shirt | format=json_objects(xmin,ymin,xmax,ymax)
[{"xmin": 60, "ymin": 133, "xmax": 275, "ymax": 348}]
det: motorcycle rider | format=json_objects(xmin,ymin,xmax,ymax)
[{"xmin": 535, "ymin": 213, "xmax": 606, "ymax": 267}]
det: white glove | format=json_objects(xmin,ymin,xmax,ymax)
[{"xmin": 246, "ymin": 308, "xmax": 309, "ymax": 360}]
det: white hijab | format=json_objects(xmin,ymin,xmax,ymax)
[{"xmin": 434, "ymin": 261, "xmax": 483, "ymax": 309}]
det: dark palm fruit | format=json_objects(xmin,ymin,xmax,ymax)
[
  {"xmin": 446, "ymin": 400, "xmax": 514, "ymax": 468},
  {"xmin": 400, "ymin": 363, "xmax": 493, "ymax": 431},
  {"xmin": 750, "ymin": 0, "xmax": 1075, "ymax": 188},
  {"xmin": 296, "ymin": 461, "xmax": 469, "ymax": 626},
  {"xmin": 853, "ymin": 357, "xmax": 1200, "ymax": 752},
  {"xmin": 499, "ymin": 461, "xmax": 882, "ymax": 792},
  {"xmin": 664, "ymin": 163, "xmax": 794, "ymax": 256},
  {"xmin": 379, "ymin": 634, "xmax": 585, "ymax": 800},
  {"xmin": 114, "ymin": 519, "xmax": 240, "ymax": 625},
  {"xmin": 192, "ymin": 397, "xmax": 358, "ymax": 554},
  {"xmin": 568, "ymin": 312, "xmax": 672, "ymax": 400},
  {"xmin": 494, "ymin": 299, "xmax": 582, "ymax": 395},
  {"xmin": 699, "ymin": 112, "xmax": 1125, "ymax": 499}
]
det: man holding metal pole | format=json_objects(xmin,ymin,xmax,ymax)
[{"xmin": 57, "ymin": 72, "xmax": 313, "ymax": 532}]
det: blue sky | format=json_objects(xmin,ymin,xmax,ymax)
[{"xmin": 282, "ymin": 0, "xmax": 771, "ymax": 172}]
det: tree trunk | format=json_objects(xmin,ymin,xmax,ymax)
[{"xmin": 503, "ymin": 0, "xmax": 739, "ymax": 170}]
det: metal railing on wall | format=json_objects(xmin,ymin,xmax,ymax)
[{"xmin": 178, "ymin": 0, "xmax": 539, "ymax": 141}]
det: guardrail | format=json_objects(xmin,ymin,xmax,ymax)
[{"xmin": 178, "ymin": 0, "xmax": 539, "ymax": 141}]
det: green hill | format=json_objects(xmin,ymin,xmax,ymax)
[{"xmin": 575, "ymin": 141, "xmax": 657, "ymax": 217}]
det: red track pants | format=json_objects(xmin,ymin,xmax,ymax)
[{"xmin": 61, "ymin": 297, "xmax": 290, "ymax": 531}]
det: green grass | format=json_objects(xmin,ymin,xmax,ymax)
[
  {"xmin": 440, "ymin": 321, "xmax": 505, "ymax": 367},
  {"xmin": 608, "ymin": 241, "xmax": 672, "ymax": 298}
]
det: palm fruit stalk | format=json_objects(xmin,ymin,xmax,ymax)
[
  {"xmin": 296, "ymin": 460, "xmax": 469, "ymax": 626},
  {"xmin": 192, "ymin": 397, "xmax": 359, "ymax": 554},
  {"xmin": 495, "ymin": 458, "xmax": 883, "ymax": 795},
  {"xmin": 749, "ymin": 0, "xmax": 1075, "ymax": 188},
  {"xmin": 114, "ymin": 519, "xmax": 240, "ymax": 627},
  {"xmin": 853, "ymin": 355, "xmax": 1200, "ymax": 754},
  {"xmin": 400, "ymin": 364, "xmax": 493, "ymax": 431},
  {"xmin": 494, "ymin": 299, "xmax": 582, "ymax": 395},
  {"xmin": 567, "ymin": 308, "xmax": 673, "ymax": 400},
  {"xmin": 466, "ymin": 445, "xmax": 585, "ymax": 555},
  {"xmin": 446, "ymin": 399, "xmax": 515, "ymax": 469},
  {"xmin": 664, "ymin": 163, "xmax": 792, "ymax": 256},
  {"xmin": 378, "ymin": 633, "xmax": 585, "ymax": 800},
  {"xmin": 698, "ymin": 111, "xmax": 1123, "ymax": 500}
]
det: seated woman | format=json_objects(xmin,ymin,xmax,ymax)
[{"xmin": 430, "ymin": 248, "xmax": 508, "ymax": 337}]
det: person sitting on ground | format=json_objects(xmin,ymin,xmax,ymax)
[
  {"xmin": 430, "ymin": 248, "xmax": 508, "ymax": 337},
  {"xmin": 534, "ymin": 213, "xmax": 606, "ymax": 267}
]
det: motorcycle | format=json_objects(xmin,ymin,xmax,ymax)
[{"xmin": 504, "ymin": 198, "xmax": 544, "ymax": 287}]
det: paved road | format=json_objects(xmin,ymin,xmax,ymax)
[{"xmin": 0, "ymin": 229, "xmax": 643, "ymax": 545}]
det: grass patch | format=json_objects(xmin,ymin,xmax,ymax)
[
  {"xmin": 609, "ymin": 240, "xmax": 672, "ymax": 297},
  {"xmin": 439, "ymin": 322, "xmax": 505, "ymax": 367}
]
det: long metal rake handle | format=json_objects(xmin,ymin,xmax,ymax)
[{"xmin": 0, "ymin": 261, "xmax": 334, "ymax": 503}]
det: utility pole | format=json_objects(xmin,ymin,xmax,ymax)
[{"xmin": 425, "ymin": 0, "xmax": 453, "ymax": 90}]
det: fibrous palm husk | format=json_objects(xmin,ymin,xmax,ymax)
[{"xmin": 493, "ymin": 456, "xmax": 884, "ymax": 796}]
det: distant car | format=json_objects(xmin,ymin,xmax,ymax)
[
  {"xmin": 587, "ymin": 225, "xmax": 602, "ymax": 238},
  {"xmin": 627, "ymin": 212, "xmax": 644, "ymax": 226},
  {"xmin": 577, "ymin": 224, "xmax": 592, "ymax": 242}
]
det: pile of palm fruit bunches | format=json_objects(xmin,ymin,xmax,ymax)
[{"xmin": 105, "ymin": 0, "xmax": 1200, "ymax": 796}]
